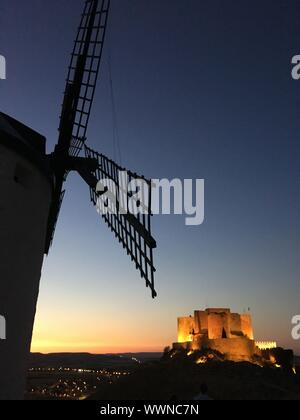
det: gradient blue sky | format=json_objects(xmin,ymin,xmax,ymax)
[{"xmin": 0, "ymin": 0, "xmax": 299, "ymax": 353}]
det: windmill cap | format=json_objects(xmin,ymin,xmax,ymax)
[
  {"xmin": 0, "ymin": 112, "xmax": 53, "ymax": 183},
  {"xmin": 0, "ymin": 112, "xmax": 46, "ymax": 155}
]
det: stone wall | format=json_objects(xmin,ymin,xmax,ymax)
[
  {"xmin": 202, "ymin": 337, "xmax": 256, "ymax": 362},
  {"xmin": 230, "ymin": 313, "xmax": 243, "ymax": 337},
  {"xmin": 194, "ymin": 310, "xmax": 207, "ymax": 335},
  {"xmin": 207, "ymin": 312, "xmax": 231, "ymax": 339},
  {"xmin": 178, "ymin": 316, "xmax": 194, "ymax": 343},
  {"xmin": 241, "ymin": 314, "xmax": 254, "ymax": 340}
]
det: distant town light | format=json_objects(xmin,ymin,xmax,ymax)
[{"xmin": 196, "ymin": 357, "xmax": 207, "ymax": 365}]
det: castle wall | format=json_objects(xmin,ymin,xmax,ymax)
[
  {"xmin": 178, "ymin": 316, "xmax": 194, "ymax": 343},
  {"xmin": 173, "ymin": 342, "xmax": 189, "ymax": 351},
  {"xmin": 202, "ymin": 337, "xmax": 256, "ymax": 362},
  {"xmin": 206, "ymin": 308, "xmax": 230, "ymax": 315},
  {"xmin": 194, "ymin": 310, "xmax": 208, "ymax": 335},
  {"xmin": 173, "ymin": 337, "xmax": 256, "ymax": 362},
  {"xmin": 230, "ymin": 313, "xmax": 242, "ymax": 336},
  {"xmin": 208, "ymin": 312, "xmax": 231, "ymax": 339},
  {"xmin": 241, "ymin": 314, "xmax": 254, "ymax": 340}
]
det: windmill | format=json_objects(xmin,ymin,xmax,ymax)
[
  {"xmin": 46, "ymin": 0, "xmax": 157, "ymax": 296},
  {"xmin": 0, "ymin": 0, "xmax": 156, "ymax": 400}
]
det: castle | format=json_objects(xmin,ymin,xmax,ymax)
[{"xmin": 173, "ymin": 308, "xmax": 258, "ymax": 362}]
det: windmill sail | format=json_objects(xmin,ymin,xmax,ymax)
[
  {"xmin": 66, "ymin": 0, "xmax": 110, "ymax": 157},
  {"xmin": 45, "ymin": 0, "xmax": 110, "ymax": 252},
  {"xmin": 45, "ymin": 0, "xmax": 157, "ymax": 298},
  {"xmin": 85, "ymin": 146, "xmax": 157, "ymax": 298}
]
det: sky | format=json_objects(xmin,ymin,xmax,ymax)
[{"xmin": 0, "ymin": 0, "xmax": 299, "ymax": 354}]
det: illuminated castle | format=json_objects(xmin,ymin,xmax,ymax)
[{"xmin": 173, "ymin": 308, "xmax": 258, "ymax": 362}]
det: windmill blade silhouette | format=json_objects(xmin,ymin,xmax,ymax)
[
  {"xmin": 45, "ymin": 0, "xmax": 110, "ymax": 252},
  {"xmin": 44, "ymin": 0, "xmax": 157, "ymax": 297},
  {"xmin": 85, "ymin": 145, "xmax": 157, "ymax": 298},
  {"xmin": 66, "ymin": 0, "xmax": 110, "ymax": 158}
]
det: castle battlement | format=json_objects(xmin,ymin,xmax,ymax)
[{"xmin": 255, "ymin": 341, "xmax": 277, "ymax": 350}]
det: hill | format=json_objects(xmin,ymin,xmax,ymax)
[
  {"xmin": 89, "ymin": 355, "xmax": 300, "ymax": 400},
  {"xmin": 28, "ymin": 352, "xmax": 162, "ymax": 370}
]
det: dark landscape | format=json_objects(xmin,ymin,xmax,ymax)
[
  {"xmin": 26, "ymin": 351, "xmax": 300, "ymax": 400},
  {"xmin": 26, "ymin": 352, "xmax": 161, "ymax": 400}
]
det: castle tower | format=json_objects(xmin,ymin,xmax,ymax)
[{"xmin": 0, "ymin": 113, "xmax": 53, "ymax": 400}]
